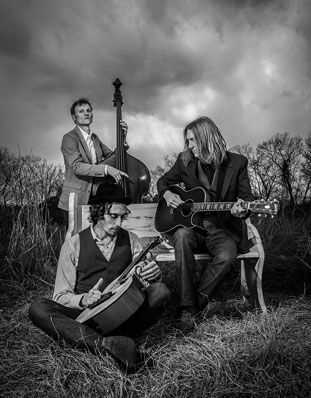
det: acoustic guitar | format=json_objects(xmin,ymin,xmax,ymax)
[
  {"xmin": 76, "ymin": 236, "xmax": 163, "ymax": 333},
  {"xmin": 155, "ymin": 185, "xmax": 279, "ymax": 234}
]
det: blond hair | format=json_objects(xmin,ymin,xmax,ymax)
[{"xmin": 183, "ymin": 116, "xmax": 227, "ymax": 166}]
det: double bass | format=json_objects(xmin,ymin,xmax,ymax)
[{"xmin": 104, "ymin": 78, "xmax": 151, "ymax": 203}]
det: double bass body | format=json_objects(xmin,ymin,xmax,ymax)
[{"xmin": 104, "ymin": 151, "xmax": 150, "ymax": 203}]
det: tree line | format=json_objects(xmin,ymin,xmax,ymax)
[
  {"xmin": 150, "ymin": 132, "xmax": 311, "ymax": 206},
  {"xmin": 1, "ymin": 131, "xmax": 311, "ymax": 207}
]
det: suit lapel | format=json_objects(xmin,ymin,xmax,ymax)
[
  {"xmin": 93, "ymin": 134, "xmax": 103, "ymax": 164},
  {"xmin": 219, "ymin": 153, "xmax": 233, "ymax": 200},
  {"xmin": 186, "ymin": 158, "xmax": 203, "ymax": 188},
  {"xmin": 187, "ymin": 159, "xmax": 196, "ymax": 180},
  {"xmin": 74, "ymin": 126, "xmax": 92, "ymax": 163}
]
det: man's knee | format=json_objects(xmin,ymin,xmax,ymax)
[
  {"xmin": 213, "ymin": 246, "xmax": 237, "ymax": 278},
  {"xmin": 214, "ymin": 238, "xmax": 237, "ymax": 265},
  {"xmin": 28, "ymin": 298, "xmax": 53, "ymax": 324},
  {"xmin": 173, "ymin": 227, "xmax": 195, "ymax": 247},
  {"xmin": 217, "ymin": 249, "xmax": 237, "ymax": 266},
  {"xmin": 147, "ymin": 282, "xmax": 171, "ymax": 311}
]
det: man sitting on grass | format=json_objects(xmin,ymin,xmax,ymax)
[{"xmin": 29, "ymin": 182, "xmax": 170, "ymax": 372}]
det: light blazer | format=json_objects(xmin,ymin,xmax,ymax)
[
  {"xmin": 58, "ymin": 126, "xmax": 113, "ymax": 211},
  {"xmin": 157, "ymin": 150, "xmax": 255, "ymax": 248}
]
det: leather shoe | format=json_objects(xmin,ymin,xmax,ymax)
[{"xmin": 178, "ymin": 307, "xmax": 197, "ymax": 333}]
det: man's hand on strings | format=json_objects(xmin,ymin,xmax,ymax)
[
  {"xmin": 81, "ymin": 278, "xmax": 103, "ymax": 308},
  {"xmin": 104, "ymin": 120, "xmax": 129, "ymax": 183},
  {"xmin": 231, "ymin": 198, "xmax": 248, "ymax": 218},
  {"xmin": 106, "ymin": 165, "xmax": 129, "ymax": 184},
  {"xmin": 120, "ymin": 120, "xmax": 129, "ymax": 146},
  {"xmin": 139, "ymin": 253, "xmax": 161, "ymax": 282},
  {"xmin": 163, "ymin": 190, "xmax": 184, "ymax": 209}
]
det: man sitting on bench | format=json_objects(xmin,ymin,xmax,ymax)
[
  {"xmin": 29, "ymin": 182, "xmax": 170, "ymax": 372},
  {"xmin": 157, "ymin": 116, "xmax": 255, "ymax": 332}
]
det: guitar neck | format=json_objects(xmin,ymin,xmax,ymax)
[
  {"xmin": 192, "ymin": 202, "xmax": 250, "ymax": 212},
  {"xmin": 116, "ymin": 237, "xmax": 161, "ymax": 282}
]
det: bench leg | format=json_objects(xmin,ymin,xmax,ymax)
[{"xmin": 240, "ymin": 258, "xmax": 267, "ymax": 313}]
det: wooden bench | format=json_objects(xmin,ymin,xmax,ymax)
[{"xmin": 67, "ymin": 193, "xmax": 267, "ymax": 313}]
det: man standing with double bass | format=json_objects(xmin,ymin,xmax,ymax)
[{"xmin": 58, "ymin": 97, "xmax": 129, "ymax": 212}]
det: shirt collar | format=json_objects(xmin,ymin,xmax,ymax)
[
  {"xmin": 90, "ymin": 225, "xmax": 114, "ymax": 246},
  {"xmin": 77, "ymin": 125, "xmax": 93, "ymax": 141}
]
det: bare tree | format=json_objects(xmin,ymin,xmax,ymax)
[
  {"xmin": 229, "ymin": 143, "xmax": 278, "ymax": 199},
  {"xmin": 257, "ymin": 133, "xmax": 306, "ymax": 204},
  {"xmin": 149, "ymin": 153, "xmax": 178, "ymax": 200},
  {"xmin": 0, "ymin": 147, "xmax": 64, "ymax": 206},
  {"xmin": 301, "ymin": 133, "xmax": 311, "ymax": 203}
]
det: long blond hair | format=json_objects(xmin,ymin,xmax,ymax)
[{"xmin": 183, "ymin": 116, "xmax": 227, "ymax": 166}]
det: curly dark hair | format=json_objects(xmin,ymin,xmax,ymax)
[
  {"xmin": 88, "ymin": 203, "xmax": 113, "ymax": 225},
  {"xmin": 88, "ymin": 202, "xmax": 130, "ymax": 225}
]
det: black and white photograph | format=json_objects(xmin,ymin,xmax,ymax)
[{"xmin": 1, "ymin": 0, "xmax": 311, "ymax": 397}]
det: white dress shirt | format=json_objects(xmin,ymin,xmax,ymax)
[{"xmin": 78, "ymin": 125, "xmax": 97, "ymax": 164}]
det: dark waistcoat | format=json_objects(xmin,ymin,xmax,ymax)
[{"xmin": 75, "ymin": 227, "xmax": 133, "ymax": 294}]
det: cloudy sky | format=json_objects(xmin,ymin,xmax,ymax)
[{"xmin": 1, "ymin": 0, "xmax": 311, "ymax": 170}]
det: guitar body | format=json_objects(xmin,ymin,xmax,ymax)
[
  {"xmin": 76, "ymin": 274, "xmax": 146, "ymax": 334},
  {"xmin": 155, "ymin": 185, "xmax": 207, "ymax": 234}
]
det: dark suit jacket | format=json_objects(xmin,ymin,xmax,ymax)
[
  {"xmin": 157, "ymin": 150, "xmax": 255, "ymax": 249},
  {"xmin": 58, "ymin": 126, "xmax": 113, "ymax": 211}
]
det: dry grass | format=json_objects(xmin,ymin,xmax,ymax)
[
  {"xmin": 1, "ymin": 279, "xmax": 311, "ymax": 397},
  {"xmin": 3, "ymin": 204, "xmax": 64, "ymax": 281},
  {"xmin": 1, "ymin": 204, "xmax": 311, "ymax": 397}
]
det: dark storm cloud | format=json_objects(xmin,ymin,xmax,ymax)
[
  {"xmin": 0, "ymin": 13, "xmax": 31, "ymax": 58},
  {"xmin": 214, "ymin": 0, "xmax": 280, "ymax": 8},
  {"xmin": 0, "ymin": 0, "xmax": 310, "ymax": 169},
  {"xmin": 0, "ymin": 0, "xmax": 204, "ymax": 113}
]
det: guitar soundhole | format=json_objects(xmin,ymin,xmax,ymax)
[{"xmin": 181, "ymin": 201, "xmax": 193, "ymax": 217}]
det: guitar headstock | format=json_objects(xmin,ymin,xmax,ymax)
[
  {"xmin": 249, "ymin": 199, "xmax": 280, "ymax": 216},
  {"xmin": 145, "ymin": 235, "xmax": 167, "ymax": 251}
]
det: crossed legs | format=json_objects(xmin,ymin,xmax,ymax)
[{"xmin": 28, "ymin": 282, "xmax": 170, "ymax": 367}]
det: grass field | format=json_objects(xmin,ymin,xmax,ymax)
[{"xmin": 1, "ymin": 209, "xmax": 311, "ymax": 397}]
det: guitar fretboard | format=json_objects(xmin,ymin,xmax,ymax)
[{"xmin": 187, "ymin": 202, "xmax": 251, "ymax": 212}]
